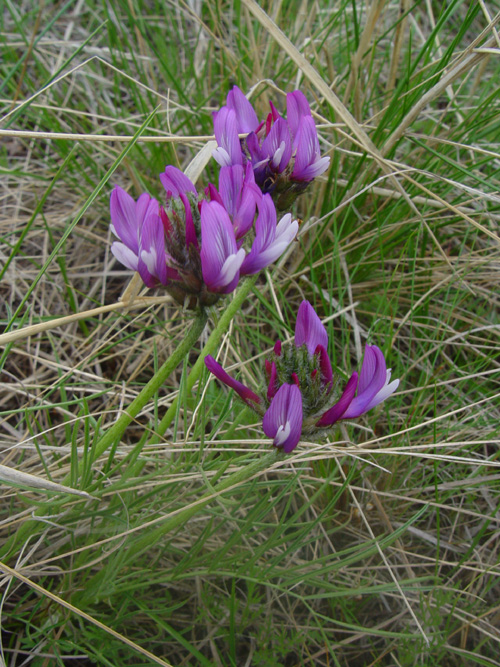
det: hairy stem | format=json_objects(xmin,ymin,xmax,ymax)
[{"xmin": 154, "ymin": 274, "xmax": 259, "ymax": 440}]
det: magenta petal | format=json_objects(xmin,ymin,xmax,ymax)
[
  {"xmin": 246, "ymin": 131, "xmax": 263, "ymax": 164},
  {"xmin": 294, "ymin": 301, "xmax": 328, "ymax": 356},
  {"xmin": 315, "ymin": 344, "xmax": 333, "ymax": 389},
  {"xmin": 341, "ymin": 346, "xmax": 398, "ymax": 419},
  {"xmin": 292, "ymin": 116, "xmax": 329, "ymax": 181},
  {"xmin": 110, "ymin": 186, "xmax": 140, "ymax": 253},
  {"xmin": 286, "ymin": 90, "xmax": 311, "ymax": 140},
  {"xmin": 266, "ymin": 361, "xmax": 278, "ymax": 401},
  {"xmin": 139, "ymin": 213, "xmax": 167, "ymax": 285},
  {"xmin": 295, "ymin": 157, "xmax": 330, "ymax": 181},
  {"xmin": 240, "ymin": 194, "xmax": 275, "ymax": 274},
  {"xmin": 219, "ymin": 163, "xmax": 261, "ymax": 239},
  {"xmin": 241, "ymin": 196, "xmax": 297, "ymax": 275},
  {"xmin": 179, "ymin": 192, "xmax": 198, "ymax": 250},
  {"xmin": 205, "ymin": 355, "xmax": 261, "ymax": 406},
  {"xmin": 360, "ymin": 346, "xmax": 387, "ymax": 397},
  {"xmin": 160, "ymin": 166, "xmax": 197, "ymax": 198},
  {"xmin": 243, "ymin": 212, "xmax": 297, "ymax": 273},
  {"xmin": 269, "ymin": 101, "xmax": 281, "ymax": 122},
  {"xmin": 214, "ymin": 107, "xmax": 243, "ymax": 167},
  {"xmin": 200, "ymin": 200, "xmax": 245, "ymax": 293},
  {"xmin": 218, "ymin": 164, "xmax": 244, "ymax": 218},
  {"xmin": 263, "ymin": 384, "xmax": 303, "ymax": 453},
  {"xmin": 206, "ymin": 183, "xmax": 223, "ymax": 204},
  {"xmin": 316, "ymin": 373, "xmax": 358, "ymax": 427},
  {"xmin": 226, "ymin": 86, "xmax": 260, "ymax": 133},
  {"xmin": 136, "ymin": 192, "xmax": 159, "ymax": 225},
  {"xmin": 358, "ymin": 346, "xmax": 376, "ymax": 394},
  {"xmin": 261, "ymin": 118, "xmax": 293, "ymax": 172}
]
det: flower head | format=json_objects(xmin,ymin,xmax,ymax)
[
  {"xmin": 205, "ymin": 301, "xmax": 399, "ymax": 453},
  {"xmin": 213, "ymin": 87, "xmax": 330, "ymax": 210},
  {"xmin": 110, "ymin": 164, "xmax": 297, "ymax": 307}
]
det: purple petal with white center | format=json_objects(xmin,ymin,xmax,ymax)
[
  {"xmin": 212, "ymin": 146, "xmax": 233, "ymax": 168},
  {"xmin": 241, "ymin": 196, "xmax": 298, "ymax": 274},
  {"xmin": 261, "ymin": 118, "xmax": 292, "ymax": 173},
  {"xmin": 341, "ymin": 346, "xmax": 399, "ymax": 419},
  {"xmin": 365, "ymin": 371, "xmax": 400, "ymax": 411},
  {"xmin": 294, "ymin": 301, "xmax": 328, "ymax": 356},
  {"xmin": 286, "ymin": 90, "xmax": 312, "ymax": 141},
  {"xmin": 263, "ymin": 383, "xmax": 303, "ymax": 453},
  {"xmin": 139, "ymin": 213, "xmax": 168, "ymax": 285},
  {"xmin": 219, "ymin": 164, "xmax": 261, "ymax": 239},
  {"xmin": 226, "ymin": 86, "xmax": 260, "ymax": 133},
  {"xmin": 111, "ymin": 241, "xmax": 139, "ymax": 272},
  {"xmin": 316, "ymin": 372, "xmax": 359, "ymax": 427},
  {"xmin": 160, "ymin": 166, "xmax": 197, "ymax": 199},
  {"xmin": 200, "ymin": 200, "xmax": 245, "ymax": 293},
  {"xmin": 359, "ymin": 346, "xmax": 387, "ymax": 398},
  {"xmin": 292, "ymin": 116, "xmax": 330, "ymax": 182},
  {"xmin": 213, "ymin": 107, "xmax": 243, "ymax": 167},
  {"xmin": 206, "ymin": 183, "xmax": 223, "ymax": 205},
  {"xmin": 205, "ymin": 355, "xmax": 261, "ymax": 407},
  {"xmin": 298, "ymin": 157, "xmax": 331, "ymax": 181},
  {"xmin": 110, "ymin": 186, "xmax": 141, "ymax": 253}
]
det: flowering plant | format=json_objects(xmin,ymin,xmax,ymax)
[
  {"xmin": 110, "ymin": 163, "xmax": 298, "ymax": 307},
  {"xmin": 205, "ymin": 301, "xmax": 399, "ymax": 453},
  {"xmin": 213, "ymin": 86, "xmax": 330, "ymax": 209}
]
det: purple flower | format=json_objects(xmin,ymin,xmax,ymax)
[
  {"xmin": 294, "ymin": 300, "xmax": 328, "ymax": 355},
  {"xmin": 262, "ymin": 384, "xmax": 303, "ymax": 453},
  {"xmin": 200, "ymin": 200, "xmax": 245, "ymax": 293},
  {"xmin": 212, "ymin": 86, "xmax": 330, "ymax": 209},
  {"xmin": 259, "ymin": 118, "xmax": 293, "ymax": 173},
  {"xmin": 205, "ymin": 355, "xmax": 261, "ymax": 407},
  {"xmin": 213, "ymin": 107, "xmax": 243, "ymax": 168},
  {"xmin": 291, "ymin": 116, "xmax": 331, "ymax": 181},
  {"xmin": 205, "ymin": 301, "xmax": 399, "ymax": 453},
  {"xmin": 240, "ymin": 194, "xmax": 298, "ymax": 275},
  {"xmin": 110, "ymin": 164, "xmax": 297, "ymax": 307},
  {"xmin": 339, "ymin": 346, "xmax": 400, "ymax": 419},
  {"xmin": 110, "ymin": 186, "xmax": 169, "ymax": 289},
  {"xmin": 217, "ymin": 163, "xmax": 261, "ymax": 239},
  {"xmin": 226, "ymin": 86, "xmax": 260, "ymax": 133},
  {"xmin": 160, "ymin": 166, "xmax": 198, "ymax": 198}
]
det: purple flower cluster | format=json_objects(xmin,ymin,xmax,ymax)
[
  {"xmin": 205, "ymin": 301, "xmax": 399, "ymax": 453},
  {"xmin": 110, "ymin": 163, "xmax": 298, "ymax": 307},
  {"xmin": 213, "ymin": 86, "xmax": 330, "ymax": 210}
]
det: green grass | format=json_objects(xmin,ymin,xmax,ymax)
[{"xmin": 1, "ymin": 0, "xmax": 500, "ymax": 665}]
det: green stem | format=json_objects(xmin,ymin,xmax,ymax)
[
  {"xmin": 154, "ymin": 274, "xmax": 259, "ymax": 440},
  {"xmin": 87, "ymin": 309, "xmax": 208, "ymax": 467},
  {"xmin": 77, "ymin": 449, "xmax": 279, "ymax": 605}
]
